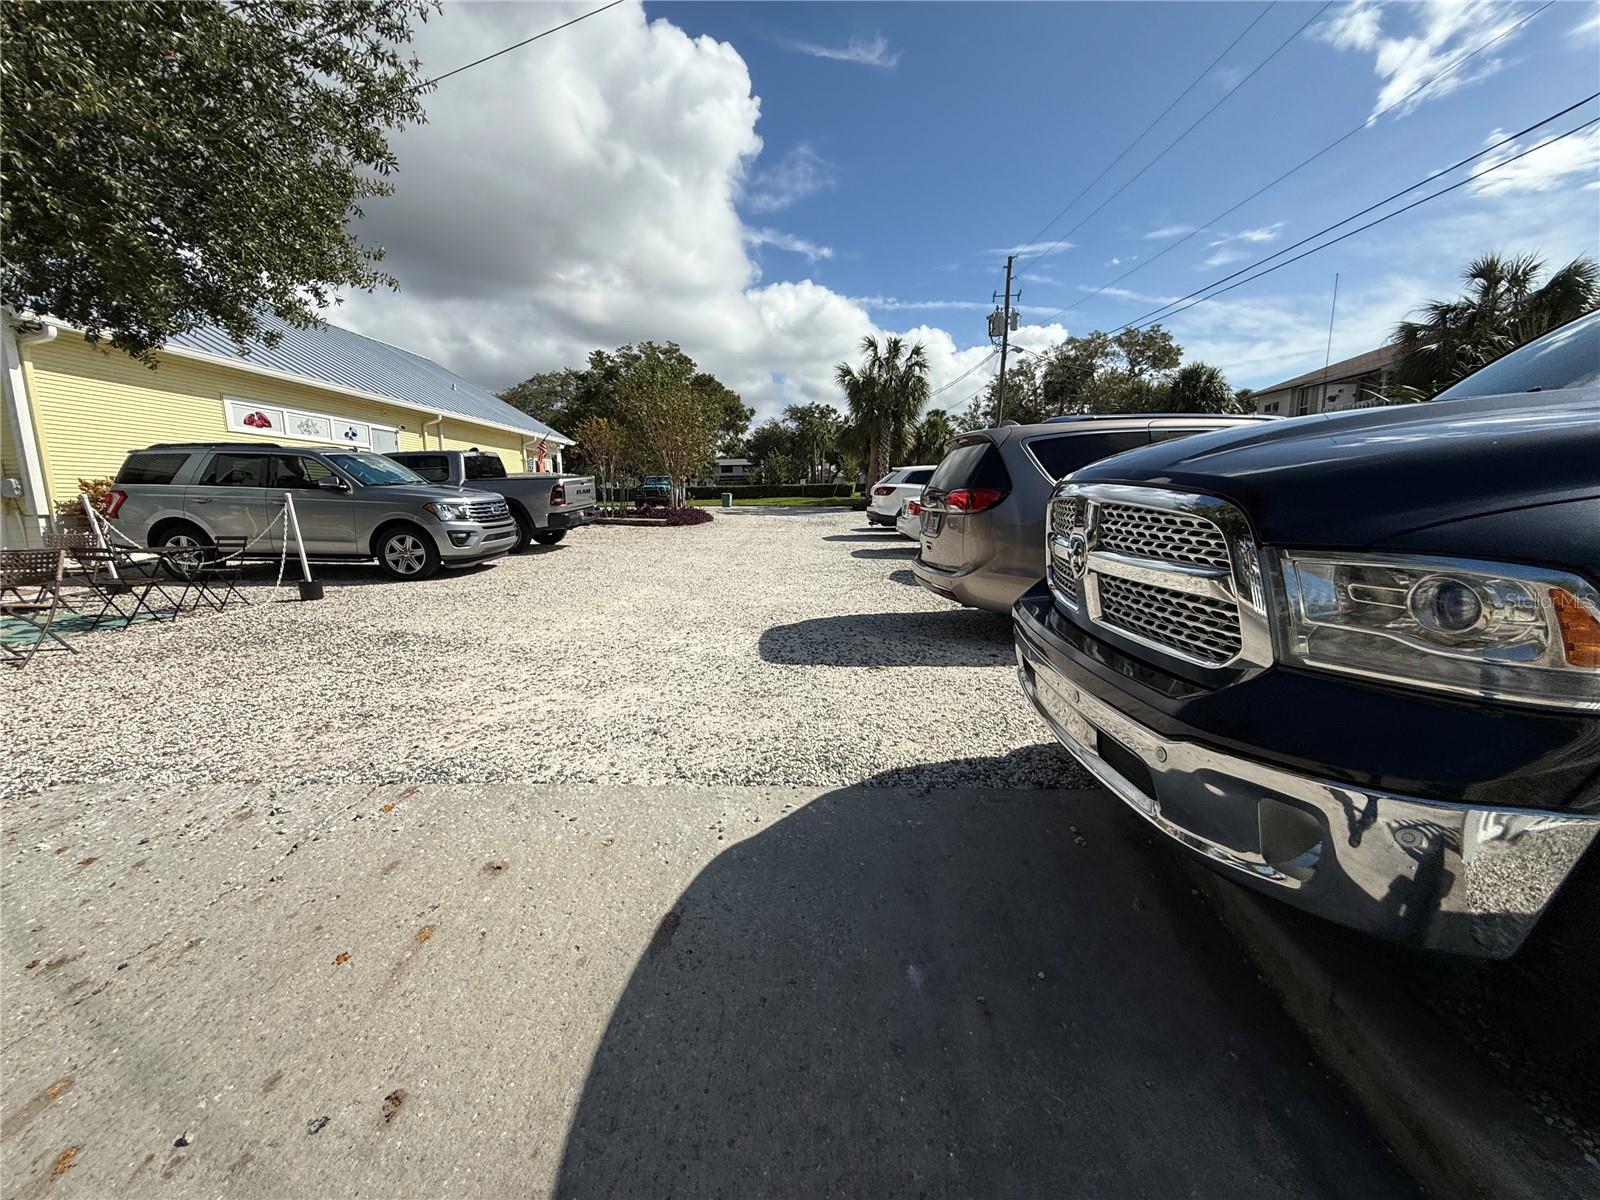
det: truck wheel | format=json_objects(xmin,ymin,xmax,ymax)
[
  {"xmin": 375, "ymin": 525, "xmax": 441, "ymax": 580},
  {"xmin": 532, "ymin": 530, "xmax": 566, "ymax": 546}
]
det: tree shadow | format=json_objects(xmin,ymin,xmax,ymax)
[
  {"xmin": 554, "ymin": 758, "xmax": 1411, "ymax": 1198},
  {"xmin": 758, "ymin": 610, "xmax": 1013, "ymax": 668},
  {"xmin": 851, "ymin": 545, "xmax": 917, "ymax": 560}
]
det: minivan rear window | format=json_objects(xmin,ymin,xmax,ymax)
[
  {"xmin": 116, "ymin": 452, "xmax": 188, "ymax": 486},
  {"xmin": 1026, "ymin": 431, "xmax": 1148, "ymax": 479},
  {"xmin": 928, "ymin": 439, "xmax": 1010, "ymax": 492}
]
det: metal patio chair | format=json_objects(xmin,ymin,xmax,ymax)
[
  {"xmin": 177, "ymin": 537, "xmax": 250, "ymax": 613},
  {"xmin": 1, "ymin": 549, "xmax": 77, "ymax": 667}
]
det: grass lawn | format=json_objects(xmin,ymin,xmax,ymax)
[{"xmin": 690, "ymin": 495, "xmax": 860, "ymax": 508}]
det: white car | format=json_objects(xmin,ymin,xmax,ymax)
[
  {"xmin": 895, "ymin": 496, "xmax": 924, "ymax": 540},
  {"xmin": 864, "ymin": 465, "xmax": 936, "ymax": 527}
]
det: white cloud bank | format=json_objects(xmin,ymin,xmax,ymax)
[{"xmin": 334, "ymin": 2, "xmax": 974, "ymax": 423}]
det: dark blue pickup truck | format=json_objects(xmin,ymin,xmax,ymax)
[{"xmin": 1015, "ymin": 311, "xmax": 1600, "ymax": 957}]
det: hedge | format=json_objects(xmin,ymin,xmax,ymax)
[{"xmin": 686, "ymin": 483, "xmax": 855, "ymax": 500}]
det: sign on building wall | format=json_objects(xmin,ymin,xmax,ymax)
[{"xmin": 222, "ymin": 397, "xmax": 397, "ymax": 451}]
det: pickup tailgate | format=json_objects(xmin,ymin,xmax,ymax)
[{"xmin": 559, "ymin": 475, "xmax": 597, "ymax": 507}]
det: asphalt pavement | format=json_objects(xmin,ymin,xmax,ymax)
[{"xmin": 1, "ymin": 775, "xmax": 1414, "ymax": 1198}]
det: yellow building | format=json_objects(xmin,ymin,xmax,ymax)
[{"xmin": 2, "ymin": 312, "xmax": 573, "ymax": 547}]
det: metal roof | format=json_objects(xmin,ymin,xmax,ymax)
[
  {"xmin": 1255, "ymin": 344, "xmax": 1401, "ymax": 396},
  {"xmin": 164, "ymin": 312, "xmax": 571, "ymax": 444}
]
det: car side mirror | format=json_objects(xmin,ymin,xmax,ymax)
[{"xmin": 317, "ymin": 475, "xmax": 350, "ymax": 492}]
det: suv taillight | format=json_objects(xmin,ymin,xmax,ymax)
[
  {"xmin": 906, "ymin": 500, "xmax": 922, "ymax": 516},
  {"xmin": 550, "ymin": 482, "xmax": 566, "ymax": 506},
  {"xmin": 104, "ymin": 489, "xmax": 128, "ymax": 518},
  {"xmin": 945, "ymin": 487, "xmax": 1007, "ymax": 513},
  {"xmin": 873, "ymin": 485, "xmax": 895, "ymax": 496}
]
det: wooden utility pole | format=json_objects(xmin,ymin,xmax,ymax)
[{"xmin": 994, "ymin": 255, "xmax": 1017, "ymax": 424}]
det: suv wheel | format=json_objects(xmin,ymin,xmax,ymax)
[
  {"xmin": 532, "ymin": 530, "xmax": 566, "ymax": 546},
  {"xmin": 154, "ymin": 524, "xmax": 212, "ymax": 579},
  {"xmin": 376, "ymin": 526, "xmax": 441, "ymax": 580}
]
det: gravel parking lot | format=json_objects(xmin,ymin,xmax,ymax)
[{"xmin": 1, "ymin": 510, "xmax": 1086, "ymax": 800}]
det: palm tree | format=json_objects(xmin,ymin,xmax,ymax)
[
  {"xmin": 1391, "ymin": 253, "xmax": 1599, "ymax": 397},
  {"xmin": 1165, "ymin": 362, "xmax": 1239, "ymax": 414},
  {"xmin": 834, "ymin": 335, "xmax": 931, "ymax": 483},
  {"xmin": 910, "ymin": 408, "xmax": 957, "ymax": 462}
]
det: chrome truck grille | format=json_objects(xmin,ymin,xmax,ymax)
[
  {"xmin": 1046, "ymin": 483, "xmax": 1270, "ymax": 670},
  {"xmin": 466, "ymin": 499, "xmax": 510, "ymax": 521}
]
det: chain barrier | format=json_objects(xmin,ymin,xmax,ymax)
[{"xmin": 84, "ymin": 497, "xmax": 300, "ymax": 606}]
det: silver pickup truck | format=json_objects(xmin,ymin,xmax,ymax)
[{"xmin": 387, "ymin": 451, "xmax": 598, "ymax": 550}]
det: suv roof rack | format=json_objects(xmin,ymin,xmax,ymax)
[{"xmin": 143, "ymin": 442, "xmax": 284, "ymax": 450}]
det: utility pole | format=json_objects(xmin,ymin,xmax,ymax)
[{"xmin": 990, "ymin": 255, "xmax": 1018, "ymax": 424}]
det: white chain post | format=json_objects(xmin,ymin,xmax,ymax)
[
  {"xmin": 80, "ymin": 492, "xmax": 121, "ymax": 580},
  {"xmin": 282, "ymin": 492, "xmax": 322, "ymax": 600}
]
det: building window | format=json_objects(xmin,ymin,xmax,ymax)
[{"xmin": 1263, "ymin": 401, "xmax": 1279, "ymax": 414}]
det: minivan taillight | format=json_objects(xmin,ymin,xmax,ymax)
[
  {"xmin": 104, "ymin": 489, "xmax": 128, "ymax": 518},
  {"xmin": 550, "ymin": 482, "xmax": 566, "ymax": 507},
  {"xmin": 945, "ymin": 487, "xmax": 1007, "ymax": 513},
  {"xmin": 873, "ymin": 485, "xmax": 895, "ymax": 496}
]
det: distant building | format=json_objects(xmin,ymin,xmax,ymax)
[
  {"xmin": 1251, "ymin": 344, "xmax": 1401, "ymax": 417},
  {"xmin": 713, "ymin": 457, "xmax": 752, "ymax": 483},
  {"xmin": 2, "ymin": 311, "xmax": 572, "ymax": 547}
]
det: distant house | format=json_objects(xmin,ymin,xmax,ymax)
[
  {"xmin": 1251, "ymin": 344, "xmax": 1401, "ymax": 417},
  {"xmin": 2, "ymin": 311, "xmax": 573, "ymax": 546},
  {"xmin": 713, "ymin": 457, "xmax": 752, "ymax": 483}
]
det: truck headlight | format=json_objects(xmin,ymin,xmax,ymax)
[
  {"xmin": 1275, "ymin": 551, "xmax": 1600, "ymax": 710},
  {"xmin": 422, "ymin": 500, "xmax": 469, "ymax": 522}
]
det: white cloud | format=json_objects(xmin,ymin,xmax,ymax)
[
  {"xmin": 1468, "ymin": 123, "xmax": 1600, "ymax": 197},
  {"xmin": 787, "ymin": 32, "xmax": 900, "ymax": 68},
  {"xmin": 1232, "ymin": 223, "xmax": 1287, "ymax": 244},
  {"xmin": 1081, "ymin": 285, "xmax": 1181, "ymax": 305},
  {"xmin": 1200, "ymin": 248, "xmax": 1250, "ymax": 269},
  {"xmin": 1573, "ymin": 9, "xmax": 1600, "ymax": 39},
  {"xmin": 744, "ymin": 142, "xmax": 836, "ymax": 213},
  {"xmin": 744, "ymin": 227, "xmax": 834, "ymax": 263},
  {"xmin": 331, "ymin": 3, "xmax": 997, "ymax": 425},
  {"xmin": 1315, "ymin": 0, "xmax": 1534, "ymax": 120},
  {"xmin": 1144, "ymin": 224, "xmax": 1197, "ymax": 239},
  {"xmin": 988, "ymin": 240, "xmax": 1075, "ymax": 256},
  {"xmin": 1107, "ymin": 256, "xmax": 1122, "ymax": 266},
  {"xmin": 851, "ymin": 296, "xmax": 989, "ymax": 312}
]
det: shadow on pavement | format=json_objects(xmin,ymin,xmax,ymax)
[
  {"xmin": 758, "ymin": 610, "xmax": 1013, "ymax": 667},
  {"xmin": 823, "ymin": 532, "xmax": 903, "ymax": 542},
  {"xmin": 886, "ymin": 568, "xmax": 918, "ymax": 587},
  {"xmin": 554, "ymin": 758, "xmax": 1414, "ymax": 1199},
  {"xmin": 851, "ymin": 545, "xmax": 917, "ymax": 561}
]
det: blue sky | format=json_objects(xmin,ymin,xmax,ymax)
[
  {"xmin": 666, "ymin": 0, "xmax": 1600, "ymax": 385},
  {"xmin": 343, "ymin": 1, "xmax": 1600, "ymax": 419}
]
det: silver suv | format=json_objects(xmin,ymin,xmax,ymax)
[
  {"xmin": 106, "ymin": 443, "xmax": 517, "ymax": 580},
  {"xmin": 912, "ymin": 415, "xmax": 1272, "ymax": 613}
]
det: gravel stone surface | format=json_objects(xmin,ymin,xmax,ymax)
[{"xmin": 2, "ymin": 511, "xmax": 1086, "ymax": 800}]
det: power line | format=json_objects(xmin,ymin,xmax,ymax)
[
  {"xmin": 1015, "ymin": 1, "xmax": 1330, "ymax": 276},
  {"xmin": 1118, "ymin": 112, "xmax": 1600, "ymax": 333},
  {"xmin": 420, "ymin": 0, "xmax": 627, "ymax": 88},
  {"xmin": 928, "ymin": 350, "xmax": 998, "ymax": 398},
  {"xmin": 1046, "ymin": 0, "xmax": 1554, "ymax": 323},
  {"xmin": 1009, "ymin": 2, "xmax": 1276, "ymax": 272},
  {"xmin": 1116, "ymin": 93, "xmax": 1599, "ymax": 331}
]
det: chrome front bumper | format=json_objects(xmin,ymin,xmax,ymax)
[{"xmin": 1015, "ymin": 633, "xmax": 1600, "ymax": 957}]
